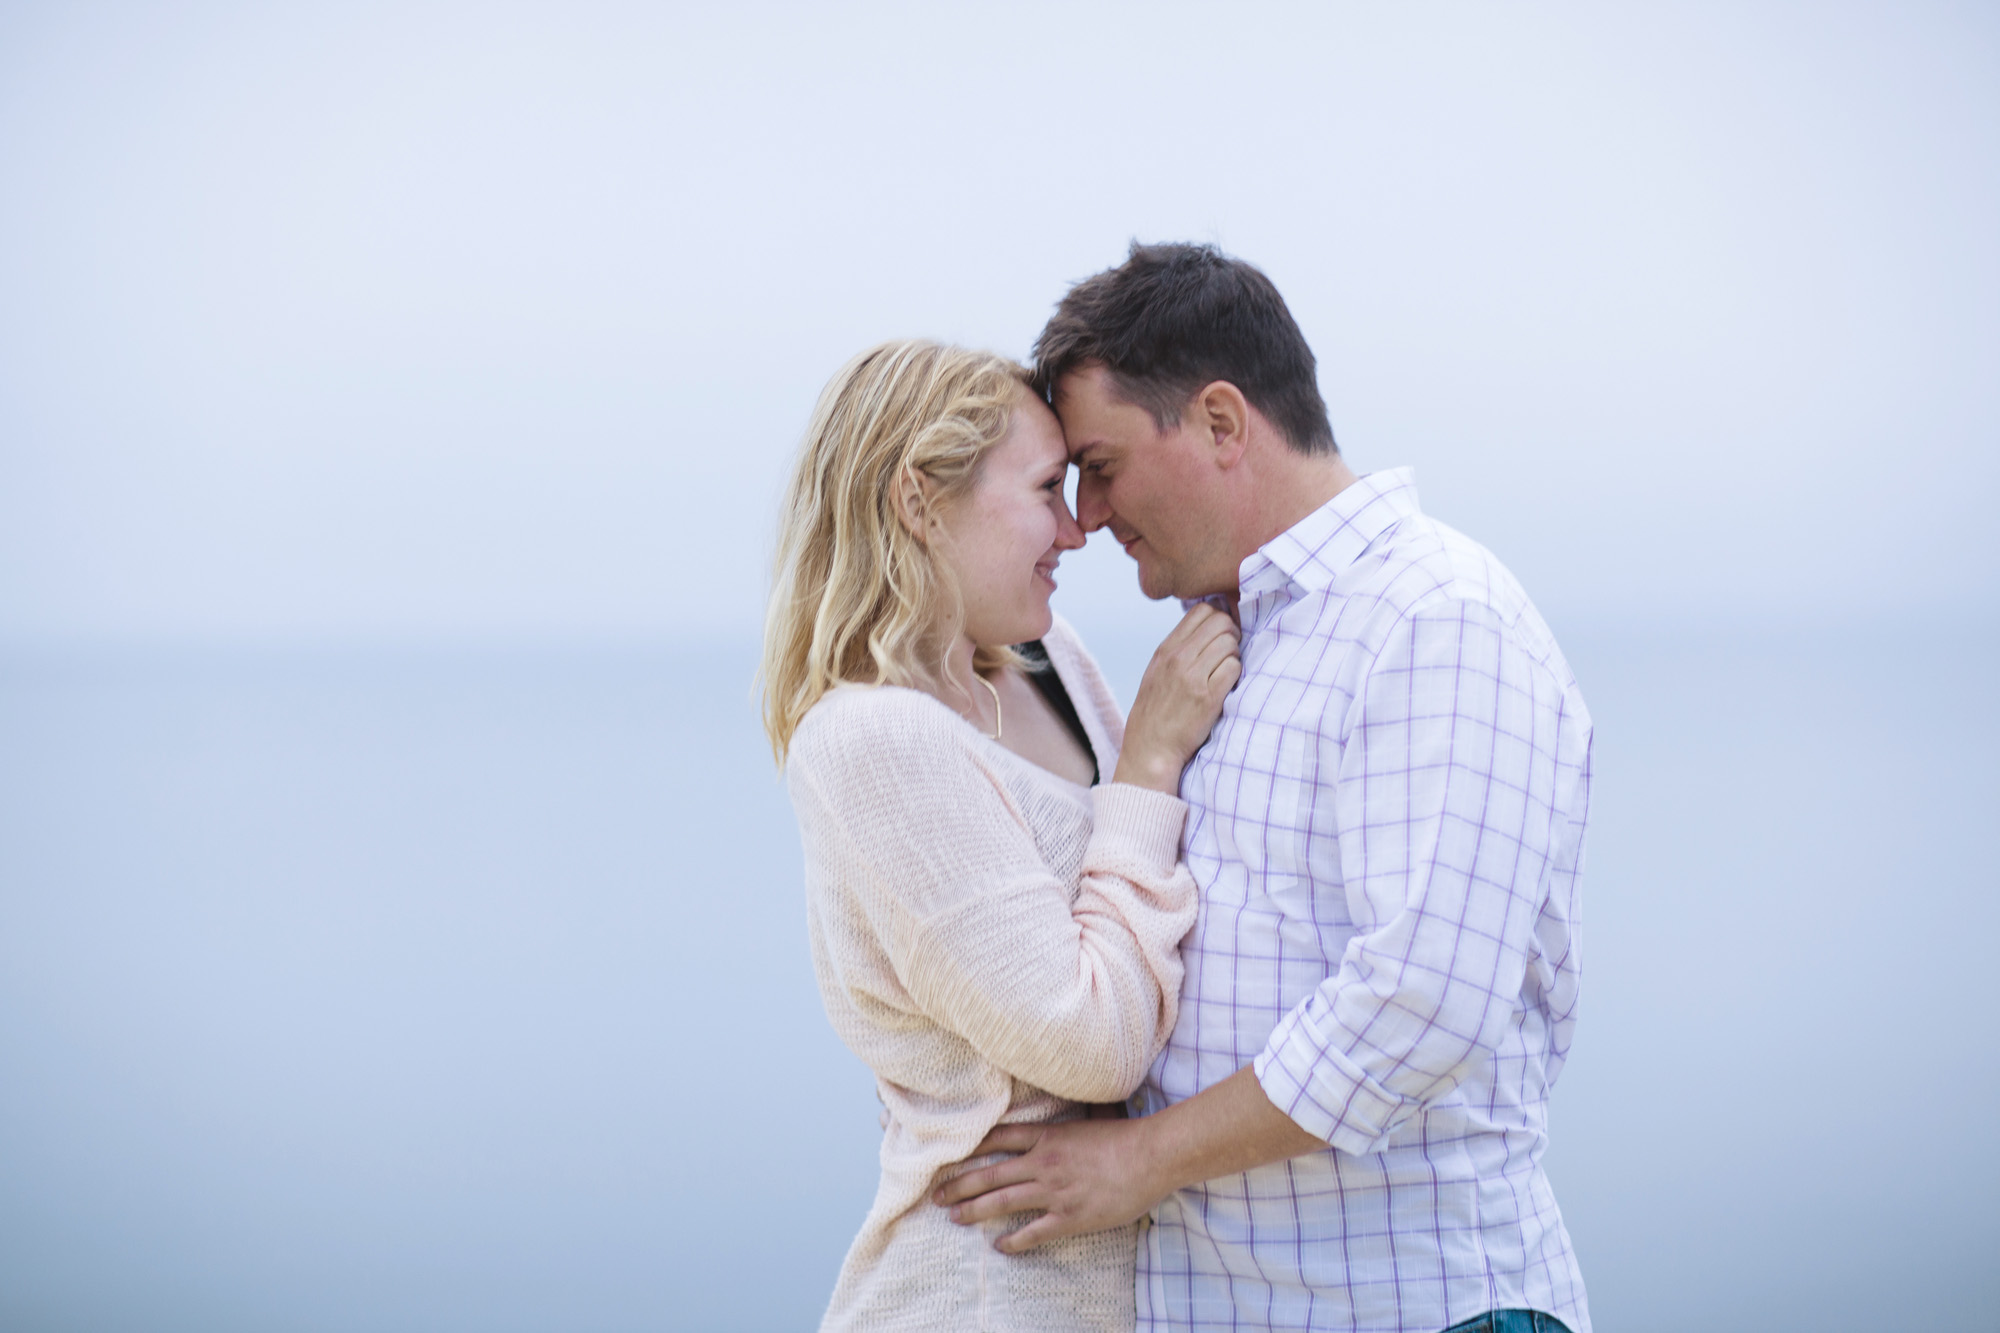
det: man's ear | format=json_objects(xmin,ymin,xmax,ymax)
[
  {"xmin": 1194, "ymin": 382, "xmax": 1251, "ymax": 470},
  {"xmin": 894, "ymin": 465, "xmax": 937, "ymax": 542}
]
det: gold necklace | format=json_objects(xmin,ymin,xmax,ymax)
[{"xmin": 974, "ymin": 672, "xmax": 1003, "ymax": 741}]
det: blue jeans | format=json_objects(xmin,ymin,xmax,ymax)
[{"xmin": 1440, "ymin": 1312, "xmax": 1574, "ymax": 1333}]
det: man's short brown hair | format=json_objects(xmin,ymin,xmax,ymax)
[{"xmin": 1031, "ymin": 241, "xmax": 1337, "ymax": 456}]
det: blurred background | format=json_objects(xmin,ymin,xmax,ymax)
[{"xmin": 2, "ymin": 3, "xmax": 1995, "ymax": 1330}]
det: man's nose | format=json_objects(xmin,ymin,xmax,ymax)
[{"xmin": 1073, "ymin": 474, "xmax": 1111, "ymax": 533}]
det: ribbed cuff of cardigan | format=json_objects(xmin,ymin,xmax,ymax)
[{"xmin": 1086, "ymin": 783, "xmax": 1187, "ymax": 874}]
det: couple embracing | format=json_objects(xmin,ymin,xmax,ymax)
[{"xmin": 761, "ymin": 243, "xmax": 1591, "ymax": 1333}]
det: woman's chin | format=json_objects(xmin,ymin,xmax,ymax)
[
  {"xmin": 970, "ymin": 596, "xmax": 1056, "ymax": 650},
  {"xmin": 992, "ymin": 608, "xmax": 1055, "ymax": 648}
]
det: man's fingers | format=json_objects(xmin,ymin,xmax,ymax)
[
  {"xmin": 993, "ymin": 1213, "xmax": 1069, "ymax": 1254},
  {"xmin": 970, "ymin": 1124, "xmax": 1042, "ymax": 1158},
  {"xmin": 945, "ymin": 1181, "xmax": 1046, "ymax": 1227},
  {"xmin": 933, "ymin": 1157, "xmax": 1030, "ymax": 1207},
  {"xmin": 931, "ymin": 1130, "xmax": 1041, "ymax": 1207}
]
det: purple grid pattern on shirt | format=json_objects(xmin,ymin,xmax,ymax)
[{"xmin": 1135, "ymin": 469, "xmax": 1593, "ymax": 1333}]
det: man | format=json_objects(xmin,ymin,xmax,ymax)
[{"xmin": 935, "ymin": 243, "xmax": 1593, "ymax": 1333}]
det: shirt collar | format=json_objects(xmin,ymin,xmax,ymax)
[{"xmin": 1238, "ymin": 467, "xmax": 1421, "ymax": 603}]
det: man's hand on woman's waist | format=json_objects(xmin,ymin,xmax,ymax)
[{"xmin": 931, "ymin": 1065, "xmax": 1325, "ymax": 1254}]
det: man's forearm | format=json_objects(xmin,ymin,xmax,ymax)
[{"xmin": 1134, "ymin": 1064, "xmax": 1327, "ymax": 1195}]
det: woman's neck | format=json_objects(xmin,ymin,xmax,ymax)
[{"xmin": 932, "ymin": 634, "xmax": 998, "ymax": 736}]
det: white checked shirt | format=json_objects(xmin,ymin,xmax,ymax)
[{"xmin": 1136, "ymin": 469, "xmax": 1593, "ymax": 1333}]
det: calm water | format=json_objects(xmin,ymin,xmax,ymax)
[{"xmin": 1, "ymin": 622, "xmax": 1994, "ymax": 1332}]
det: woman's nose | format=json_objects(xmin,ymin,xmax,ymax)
[{"xmin": 1055, "ymin": 496, "xmax": 1087, "ymax": 550}]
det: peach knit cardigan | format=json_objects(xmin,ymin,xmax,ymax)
[{"xmin": 786, "ymin": 618, "xmax": 1197, "ymax": 1331}]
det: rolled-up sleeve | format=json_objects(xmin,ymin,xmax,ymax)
[{"xmin": 1253, "ymin": 599, "xmax": 1577, "ymax": 1154}]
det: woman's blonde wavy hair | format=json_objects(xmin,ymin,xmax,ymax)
[{"xmin": 761, "ymin": 339, "xmax": 1032, "ymax": 763}]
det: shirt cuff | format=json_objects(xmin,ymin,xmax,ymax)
[
  {"xmin": 1088, "ymin": 783, "xmax": 1188, "ymax": 875},
  {"xmin": 1253, "ymin": 999, "xmax": 1405, "ymax": 1156}
]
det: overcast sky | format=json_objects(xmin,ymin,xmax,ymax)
[{"xmin": 3, "ymin": 1, "xmax": 1995, "ymax": 646}]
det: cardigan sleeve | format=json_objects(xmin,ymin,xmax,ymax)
[{"xmin": 789, "ymin": 690, "xmax": 1197, "ymax": 1103}]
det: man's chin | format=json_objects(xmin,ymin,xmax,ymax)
[{"xmin": 1134, "ymin": 562, "xmax": 1179, "ymax": 602}]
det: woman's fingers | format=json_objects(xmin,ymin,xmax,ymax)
[
  {"xmin": 1191, "ymin": 622, "xmax": 1239, "ymax": 667},
  {"xmin": 1151, "ymin": 617, "xmax": 1239, "ymax": 715},
  {"xmin": 1165, "ymin": 614, "xmax": 1237, "ymax": 680},
  {"xmin": 1190, "ymin": 614, "xmax": 1240, "ymax": 659},
  {"xmin": 1116, "ymin": 602, "xmax": 1241, "ymax": 791},
  {"xmin": 1160, "ymin": 603, "xmax": 1231, "ymax": 657},
  {"xmin": 1178, "ymin": 605, "xmax": 1233, "ymax": 650},
  {"xmin": 1185, "ymin": 620, "xmax": 1241, "ymax": 695}
]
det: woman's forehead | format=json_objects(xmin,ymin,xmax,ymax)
[{"xmin": 1006, "ymin": 395, "xmax": 1069, "ymax": 467}]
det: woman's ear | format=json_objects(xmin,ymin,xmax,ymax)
[{"xmin": 894, "ymin": 465, "xmax": 936, "ymax": 543}]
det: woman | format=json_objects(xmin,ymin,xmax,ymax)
[{"xmin": 762, "ymin": 340, "xmax": 1239, "ymax": 1331}]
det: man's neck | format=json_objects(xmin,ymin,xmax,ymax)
[
  {"xmin": 1190, "ymin": 437, "xmax": 1362, "ymax": 608},
  {"xmin": 1243, "ymin": 449, "xmax": 1359, "ymax": 554}
]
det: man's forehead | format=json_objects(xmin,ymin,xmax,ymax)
[
  {"xmin": 1048, "ymin": 374, "xmax": 1144, "ymax": 462},
  {"xmin": 1050, "ymin": 362, "xmax": 1113, "ymax": 410},
  {"xmin": 1058, "ymin": 420, "xmax": 1102, "ymax": 463},
  {"xmin": 1050, "ymin": 367, "xmax": 1119, "ymax": 460}
]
